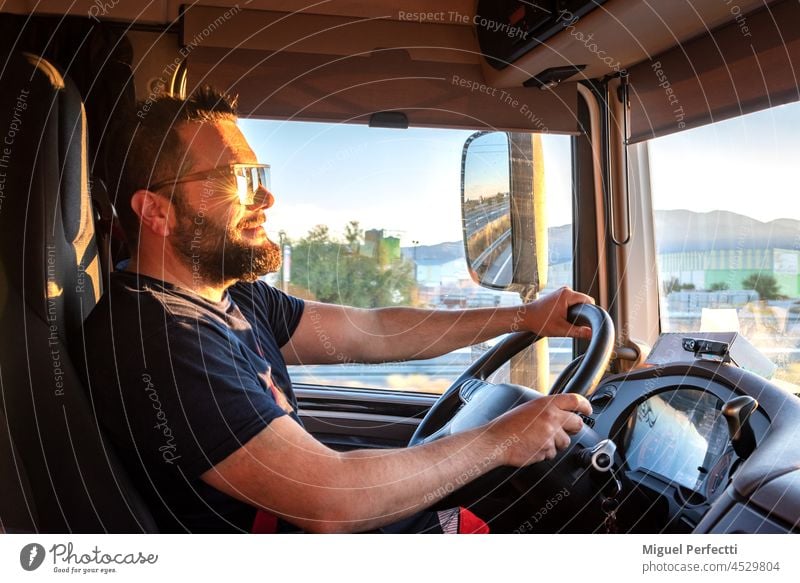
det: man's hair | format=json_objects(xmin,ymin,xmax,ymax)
[{"xmin": 107, "ymin": 86, "xmax": 238, "ymax": 248}]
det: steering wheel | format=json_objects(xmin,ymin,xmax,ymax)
[{"xmin": 408, "ymin": 303, "xmax": 615, "ymax": 447}]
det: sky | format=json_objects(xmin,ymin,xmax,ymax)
[
  {"xmin": 238, "ymin": 119, "xmax": 573, "ymax": 246},
  {"xmin": 463, "ymin": 132, "xmax": 510, "ymax": 202},
  {"xmin": 238, "ymin": 98, "xmax": 798, "ymax": 247},
  {"xmin": 648, "ymin": 100, "xmax": 800, "ymax": 221}
]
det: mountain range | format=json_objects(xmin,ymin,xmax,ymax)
[{"xmin": 401, "ymin": 210, "xmax": 800, "ymax": 264}]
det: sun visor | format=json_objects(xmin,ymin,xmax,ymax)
[
  {"xmin": 628, "ymin": 0, "xmax": 800, "ymax": 143},
  {"xmin": 182, "ymin": 6, "xmax": 579, "ymax": 133}
]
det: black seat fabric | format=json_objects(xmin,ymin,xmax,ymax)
[
  {"xmin": 0, "ymin": 405, "xmax": 38, "ymax": 532},
  {"xmin": 0, "ymin": 52, "xmax": 156, "ymax": 532}
]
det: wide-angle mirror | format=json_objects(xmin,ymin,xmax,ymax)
[
  {"xmin": 461, "ymin": 131, "xmax": 542, "ymax": 291},
  {"xmin": 461, "ymin": 132, "xmax": 514, "ymax": 289}
]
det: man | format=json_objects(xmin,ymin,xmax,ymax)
[{"xmin": 85, "ymin": 87, "xmax": 594, "ymax": 534}]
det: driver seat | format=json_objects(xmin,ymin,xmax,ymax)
[{"xmin": 0, "ymin": 51, "xmax": 157, "ymax": 532}]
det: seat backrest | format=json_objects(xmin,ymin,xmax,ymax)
[{"xmin": 0, "ymin": 51, "xmax": 157, "ymax": 532}]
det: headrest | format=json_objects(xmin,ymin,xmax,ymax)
[{"xmin": 0, "ymin": 52, "xmax": 101, "ymax": 344}]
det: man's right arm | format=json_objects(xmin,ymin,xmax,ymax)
[{"xmin": 201, "ymin": 393, "xmax": 591, "ymax": 533}]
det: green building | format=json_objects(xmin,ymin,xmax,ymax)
[
  {"xmin": 658, "ymin": 247, "xmax": 800, "ymax": 296},
  {"xmin": 363, "ymin": 229, "xmax": 401, "ymax": 266}
]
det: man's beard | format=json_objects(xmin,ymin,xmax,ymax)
[{"xmin": 172, "ymin": 200, "xmax": 281, "ymax": 285}]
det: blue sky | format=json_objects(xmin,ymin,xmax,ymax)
[
  {"xmin": 649, "ymin": 100, "xmax": 800, "ymax": 222},
  {"xmin": 239, "ymin": 120, "xmax": 471, "ymax": 245}
]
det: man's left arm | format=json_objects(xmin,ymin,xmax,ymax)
[{"xmin": 281, "ymin": 286, "xmax": 593, "ymax": 365}]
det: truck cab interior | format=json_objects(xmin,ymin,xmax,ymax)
[{"xmin": 1, "ymin": 0, "xmax": 799, "ymax": 534}]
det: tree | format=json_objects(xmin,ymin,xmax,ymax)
[
  {"xmin": 344, "ymin": 220, "xmax": 362, "ymax": 254},
  {"xmin": 290, "ymin": 223, "xmax": 417, "ymax": 308},
  {"xmin": 663, "ymin": 277, "xmax": 681, "ymax": 294},
  {"xmin": 709, "ymin": 282, "xmax": 730, "ymax": 291},
  {"xmin": 742, "ymin": 273, "xmax": 783, "ymax": 300},
  {"xmin": 305, "ymin": 224, "xmax": 330, "ymax": 244},
  {"xmin": 663, "ymin": 278, "xmax": 695, "ymax": 294}
]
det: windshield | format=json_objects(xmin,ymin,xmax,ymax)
[
  {"xmin": 239, "ymin": 120, "xmax": 573, "ymax": 392},
  {"xmin": 648, "ymin": 101, "xmax": 800, "ymax": 387}
]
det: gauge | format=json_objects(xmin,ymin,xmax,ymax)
[{"xmin": 624, "ymin": 389, "xmax": 727, "ymax": 492}]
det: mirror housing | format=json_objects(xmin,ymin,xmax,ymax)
[{"xmin": 460, "ymin": 131, "xmax": 545, "ymax": 293}]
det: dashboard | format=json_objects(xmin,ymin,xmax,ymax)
[
  {"xmin": 585, "ymin": 362, "xmax": 796, "ymax": 534},
  {"xmin": 405, "ymin": 328, "xmax": 800, "ymax": 534}
]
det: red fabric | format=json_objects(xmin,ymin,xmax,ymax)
[
  {"xmin": 252, "ymin": 507, "xmax": 489, "ymax": 534},
  {"xmin": 252, "ymin": 509, "xmax": 279, "ymax": 533},
  {"xmin": 458, "ymin": 507, "xmax": 490, "ymax": 534}
]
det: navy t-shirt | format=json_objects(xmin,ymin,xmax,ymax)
[{"xmin": 82, "ymin": 271, "xmax": 305, "ymax": 532}]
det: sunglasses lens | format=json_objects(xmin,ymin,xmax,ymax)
[{"xmin": 234, "ymin": 165, "xmax": 271, "ymax": 206}]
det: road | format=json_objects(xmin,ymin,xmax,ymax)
[{"xmin": 482, "ymin": 243, "xmax": 513, "ymax": 286}]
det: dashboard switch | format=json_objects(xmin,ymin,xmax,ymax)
[
  {"xmin": 589, "ymin": 384, "xmax": 617, "ymax": 412},
  {"xmin": 577, "ymin": 412, "xmax": 595, "ymax": 428},
  {"xmin": 722, "ymin": 395, "xmax": 758, "ymax": 460},
  {"xmin": 579, "ymin": 439, "xmax": 617, "ymax": 472}
]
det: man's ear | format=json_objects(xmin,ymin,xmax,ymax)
[{"xmin": 130, "ymin": 189, "xmax": 175, "ymax": 238}]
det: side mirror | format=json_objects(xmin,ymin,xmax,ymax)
[{"xmin": 461, "ymin": 131, "xmax": 542, "ymax": 292}]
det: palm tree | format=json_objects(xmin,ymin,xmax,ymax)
[{"xmin": 742, "ymin": 273, "xmax": 782, "ymax": 300}]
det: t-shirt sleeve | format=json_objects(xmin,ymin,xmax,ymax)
[
  {"xmin": 118, "ymin": 319, "xmax": 288, "ymax": 479},
  {"xmin": 230, "ymin": 281, "xmax": 305, "ymax": 347}
]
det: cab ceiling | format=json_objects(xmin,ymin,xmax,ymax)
[
  {"xmin": 6, "ymin": 0, "xmax": 791, "ymax": 134},
  {"xmin": 2, "ymin": 1, "xmax": 477, "ymax": 25},
  {"xmin": 8, "ymin": 0, "xmax": 772, "ymax": 77},
  {"xmin": 177, "ymin": 0, "xmax": 776, "ymax": 131}
]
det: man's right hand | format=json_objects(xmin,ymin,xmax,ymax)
[
  {"xmin": 488, "ymin": 393, "xmax": 592, "ymax": 467},
  {"xmin": 203, "ymin": 390, "xmax": 593, "ymax": 533}
]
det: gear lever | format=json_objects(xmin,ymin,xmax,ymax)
[{"xmin": 722, "ymin": 395, "xmax": 758, "ymax": 460}]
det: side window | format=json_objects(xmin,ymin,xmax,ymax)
[
  {"xmin": 240, "ymin": 120, "xmax": 573, "ymax": 392},
  {"xmin": 648, "ymin": 101, "xmax": 800, "ymax": 388}
]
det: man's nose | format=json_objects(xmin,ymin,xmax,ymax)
[{"xmin": 248, "ymin": 186, "xmax": 274, "ymax": 210}]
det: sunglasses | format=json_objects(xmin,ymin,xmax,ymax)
[{"xmin": 149, "ymin": 163, "xmax": 271, "ymax": 207}]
